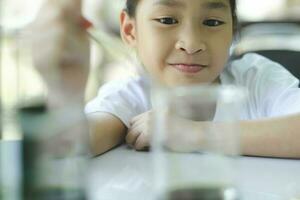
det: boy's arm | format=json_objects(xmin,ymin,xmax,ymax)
[
  {"xmin": 127, "ymin": 111, "xmax": 300, "ymax": 158},
  {"xmin": 87, "ymin": 112, "xmax": 127, "ymax": 156},
  {"xmin": 240, "ymin": 113, "xmax": 300, "ymax": 158}
]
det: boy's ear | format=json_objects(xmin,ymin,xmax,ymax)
[{"xmin": 120, "ymin": 10, "xmax": 137, "ymax": 47}]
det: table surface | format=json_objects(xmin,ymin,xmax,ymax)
[
  {"xmin": 1, "ymin": 141, "xmax": 300, "ymax": 200},
  {"xmin": 87, "ymin": 145, "xmax": 300, "ymax": 200}
]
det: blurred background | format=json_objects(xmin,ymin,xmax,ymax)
[{"xmin": 0, "ymin": 0, "xmax": 300, "ymax": 140}]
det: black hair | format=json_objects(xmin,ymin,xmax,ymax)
[{"xmin": 125, "ymin": 0, "xmax": 238, "ymax": 33}]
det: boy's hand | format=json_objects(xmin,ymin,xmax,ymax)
[
  {"xmin": 29, "ymin": 0, "xmax": 91, "ymax": 107},
  {"xmin": 126, "ymin": 111, "xmax": 153, "ymax": 150},
  {"xmin": 27, "ymin": 0, "xmax": 91, "ymax": 155},
  {"xmin": 126, "ymin": 110, "xmax": 204, "ymax": 152}
]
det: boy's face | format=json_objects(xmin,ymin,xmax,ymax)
[{"xmin": 121, "ymin": 0, "xmax": 233, "ymax": 86}]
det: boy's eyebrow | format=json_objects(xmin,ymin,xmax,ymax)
[
  {"xmin": 153, "ymin": 0, "xmax": 229, "ymax": 11},
  {"xmin": 203, "ymin": 1, "xmax": 230, "ymax": 10},
  {"xmin": 153, "ymin": 0, "xmax": 185, "ymax": 8}
]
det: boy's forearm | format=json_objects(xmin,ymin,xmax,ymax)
[
  {"xmin": 87, "ymin": 113, "xmax": 127, "ymax": 156},
  {"xmin": 240, "ymin": 113, "xmax": 300, "ymax": 158}
]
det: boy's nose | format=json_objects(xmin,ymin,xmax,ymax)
[
  {"xmin": 175, "ymin": 40, "xmax": 206, "ymax": 54},
  {"xmin": 175, "ymin": 25, "xmax": 207, "ymax": 54}
]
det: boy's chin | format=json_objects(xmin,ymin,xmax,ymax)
[
  {"xmin": 161, "ymin": 79, "xmax": 210, "ymax": 87},
  {"xmin": 159, "ymin": 75, "xmax": 221, "ymax": 87}
]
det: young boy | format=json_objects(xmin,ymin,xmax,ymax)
[
  {"xmin": 31, "ymin": 0, "xmax": 300, "ymax": 158},
  {"xmin": 86, "ymin": 0, "xmax": 300, "ymax": 158}
]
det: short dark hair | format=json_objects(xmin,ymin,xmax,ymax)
[{"xmin": 125, "ymin": 0, "xmax": 238, "ymax": 33}]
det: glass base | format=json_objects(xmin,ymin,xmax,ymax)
[
  {"xmin": 161, "ymin": 185, "xmax": 239, "ymax": 200},
  {"xmin": 24, "ymin": 188, "xmax": 86, "ymax": 200}
]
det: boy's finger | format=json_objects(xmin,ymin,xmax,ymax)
[
  {"xmin": 57, "ymin": 0, "xmax": 82, "ymax": 11},
  {"xmin": 68, "ymin": 0, "xmax": 82, "ymax": 18},
  {"xmin": 134, "ymin": 136, "xmax": 148, "ymax": 151},
  {"xmin": 130, "ymin": 116, "xmax": 141, "ymax": 126},
  {"xmin": 55, "ymin": 0, "xmax": 82, "ymax": 22},
  {"xmin": 80, "ymin": 16, "xmax": 93, "ymax": 30},
  {"xmin": 129, "ymin": 119, "xmax": 143, "ymax": 130},
  {"xmin": 130, "ymin": 112, "xmax": 147, "ymax": 126},
  {"xmin": 72, "ymin": 0, "xmax": 82, "ymax": 10},
  {"xmin": 125, "ymin": 128, "xmax": 140, "ymax": 146}
]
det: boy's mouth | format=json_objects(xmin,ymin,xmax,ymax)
[{"xmin": 168, "ymin": 63, "xmax": 207, "ymax": 74}]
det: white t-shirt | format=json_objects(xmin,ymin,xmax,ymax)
[{"xmin": 85, "ymin": 53, "xmax": 300, "ymax": 127}]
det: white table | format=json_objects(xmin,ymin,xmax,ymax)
[
  {"xmin": 1, "ymin": 141, "xmax": 300, "ymax": 200},
  {"xmin": 87, "ymin": 145, "xmax": 300, "ymax": 200}
]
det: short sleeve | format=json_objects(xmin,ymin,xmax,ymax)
[
  {"xmin": 250, "ymin": 56, "xmax": 300, "ymax": 117},
  {"xmin": 222, "ymin": 53, "xmax": 300, "ymax": 119},
  {"xmin": 268, "ymin": 87, "xmax": 300, "ymax": 117},
  {"xmin": 85, "ymin": 77, "xmax": 151, "ymax": 127}
]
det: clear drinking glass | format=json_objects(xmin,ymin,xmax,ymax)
[
  {"xmin": 18, "ymin": 103, "xmax": 89, "ymax": 200},
  {"xmin": 152, "ymin": 84, "xmax": 246, "ymax": 200}
]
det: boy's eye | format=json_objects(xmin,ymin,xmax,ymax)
[
  {"xmin": 155, "ymin": 17, "xmax": 178, "ymax": 25},
  {"xmin": 203, "ymin": 19, "xmax": 225, "ymax": 27}
]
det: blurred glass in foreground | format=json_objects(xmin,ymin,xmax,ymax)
[
  {"xmin": 152, "ymin": 85, "xmax": 246, "ymax": 200},
  {"xmin": 18, "ymin": 102, "xmax": 90, "ymax": 200}
]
